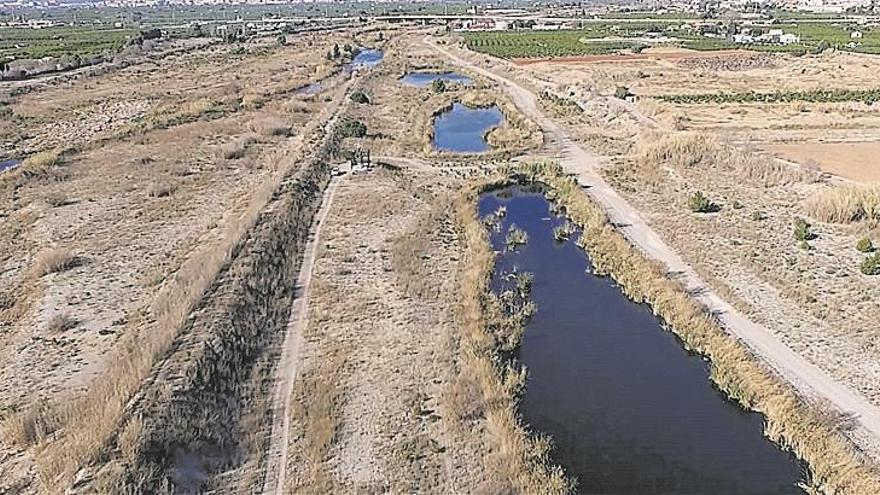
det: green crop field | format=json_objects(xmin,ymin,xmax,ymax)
[
  {"xmin": 657, "ymin": 88, "xmax": 880, "ymax": 105},
  {"xmin": 463, "ymin": 28, "xmax": 656, "ymax": 58},
  {"xmin": 0, "ymin": 26, "xmax": 136, "ymax": 60}
]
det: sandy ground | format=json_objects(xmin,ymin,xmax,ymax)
[
  {"xmin": 765, "ymin": 141, "xmax": 880, "ymax": 182},
  {"xmin": 282, "ymin": 167, "xmax": 488, "ymax": 493},
  {"xmin": 430, "ymin": 33, "xmax": 880, "ymax": 460}
]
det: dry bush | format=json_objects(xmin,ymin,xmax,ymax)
[
  {"xmin": 47, "ymin": 312, "xmax": 78, "ymax": 333},
  {"xmin": 218, "ymin": 134, "xmax": 258, "ymax": 160},
  {"xmin": 32, "ymin": 248, "xmax": 79, "ymax": 276},
  {"xmin": 147, "ymin": 182, "xmax": 175, "ymax": 198},
  {"xmin": 1, "ymin": 149, "xmax": 62, "ymax": 189},
  {"xmin": 634, "ymin": 132, "xmax": 812, "ymax": 186},
  {"xmin": 249, "ymin": 116, "xmax": 291, "ymax": 137},
  {"xmin": 0, "ymin": 399, "xmax": 60, "ymax": 447},
  {"xmin": 804, "ymin": 183, "xmax": 880, "ymax": 223},
  {"xmin": 44, "ymin": 192, "xmax": 71, "ymax": 207}
]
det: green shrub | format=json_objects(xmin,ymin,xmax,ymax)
[
  {"xmin": 432, "ymin": 79, "xmax": 446, "ymax": 93},
  {"xmin": 338, "ymin": 119, "xmax": 367, "ymax": 138},
  {"xmin": 856, "ymin": 236, "xmax": 874, "ymax": 253},
  {"xmin": 860, "ymin": 252, "xmax": 880, "ymax": 275},
  {"xmin": 793, "ymin": 218, "xmax": 815, "ymax": 241},
  {"xmin": 687, "ymin": 191, "xmax": 719, "ymax": 213},
  {"xmin": 350, "ymin": 91, "xmax": 370, "ymax": 104}
]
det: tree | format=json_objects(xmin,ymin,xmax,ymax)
[
  {"xmin": 860, "ymin": 252, "xmax": 880, "ymax": 275},
  {"xmin": 793, "ymin": 218, "xmax": 815, "ymax": 241},
  {"xmin": 614, "ymin": 86, "xmax": 632, "ymax": 100},
  {"xmin": 276, "ymin": 34, "xmax": 287, "ymax": 46},
  {"xmin": 339, "ymin": 119, "xmax": 367, "ymax": 138},
  {"xmin": 687, "ymin": 191, "xmax": 719, "ymax": 213},
  {"xmin": 431, "ymin": 79, "xmax": 446, "ymax": 93},
  {"xmin": 350, "ymin": 91, "xmax": 370, "ymax": 104}
]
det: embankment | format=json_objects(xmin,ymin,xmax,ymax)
[{"xmin": 88, "ymin": 119, "xmax": 348, "ymax": 492}]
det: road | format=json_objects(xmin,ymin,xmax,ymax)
[
  {"xmin": 261, "ymin": 175, "xmax": 342, "ymax": 495},
  {"xmin": 426, "ymin": 36, "xmax": 880, "ymax": 455}
]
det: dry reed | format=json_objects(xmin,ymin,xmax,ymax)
[{"xmin": 804, "ymin": 182, "xmax": 880, "ymax": 223}]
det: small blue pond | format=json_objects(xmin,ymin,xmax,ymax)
[
  {"xmin": 400, "ymin": 71, "xmax": 473, "ymax": 87},
  {"xmin": 432, "ymin": 103, "xmax": 502, "ymax": 153},
  {"xmin": 343, "ymin": 49, "xmax": 384, "ymax": 72},
  {"xmin": 0, "ymin": 159, "xmax": 21, "ymax": 173}
]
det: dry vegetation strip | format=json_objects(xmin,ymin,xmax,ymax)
[
  {"xmin": 505, "ymin": 160, "xmax": 880, "ymax": 494},
  {"xmin": 805, "ymin": 182, "xmax": 880, "ymax": 224}
]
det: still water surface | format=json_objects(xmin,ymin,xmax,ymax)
[{"xmin": 479, "ymin": 186, "xmax": 806, "ymax": 495}]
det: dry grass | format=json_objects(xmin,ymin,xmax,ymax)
[
  {"xmin": 509, "ymin": 160, "xmax": 880, "ymax": 494},
  {"xmin": 249, "ymin": 116, "xmax": 291, "ymax": 137},
  {"xmin": 32, "ymin": 248, "xmax": 79, "ymax": 277},
  {"xmin": 634, "ymin": 132, "xmax": 812, "ymax": 187},
  {"xmin": 146, "ymin": 182, "xmax": 175, "ymax": 198},
  {"xmin": 0, "ymin": 399, "xmax": 61, "ymax": 448},
  {"xmin": 804, "ymin": 182, "xmax": 880, "ymax": 223},
  {"xmin": 218, "ymin": 134, "xmax": 258, "ymax": 160},
  {"xmin": 287, "ymin": 345, "xmax": 348, "ymax": 494}
]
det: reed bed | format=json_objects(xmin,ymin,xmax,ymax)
[
  {"xmin": 634, "ymin": 132, "xmax": 812, "ymax": 186},
  {"xmin": 506, "ymin": 160, "xmax": 880, "ymax": 494},
  {"xmin": 804, "ymin": 182, "xmax": 880, "ymax": 224}
]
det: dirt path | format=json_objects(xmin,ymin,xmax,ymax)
[
  {"xmin": 261, "ymin": 176, "xmax": 343, "ymax": 494},
  {"xmin": 427, "ymin": 36, "xmax": 880, "ymax": 457}
]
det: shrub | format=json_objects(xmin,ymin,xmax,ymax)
[
  {"xmin": 147, "ymin": 182, "xmax": 175, "ymax": 198},
  {"xmin": 687, "ymin": 191, "xmax": 719, "ymax": 213},
  {"xmin": 48, "ymin": 313, "xmax": 78, "ymax": 333},
  {"xmin": 338, "ymin": 119, "xmax": 367, "ymax": 138},
  {"xmin": 250, "ymin": 117, "xmax": 290, "ymax": 137},
  {"xmin": 860, "ymin": 252, "xmax": 880, "ymax": 275},
  {"xmin": 505, "ymin": 224, "xmax": 529, "ymax": 251},
  {"xmin": 350, "ymin": 91, "xmax": 370, "ymax": 104},
  {"xmin": 614, "ymin": 86, "xmax": 632, "ymax": 100},
  {"xmin": 431, "ymin": 79, "xmax": 446, "ymax": 93},
  {"xmin": 794, "ymin": 218, "xmax": 815, "ymax": 241},
  {"xmin": 856, "ymin": 237, "xmax": 874, "ymax": 253},
  {"xmin": 553, "ymin": 222, "xmax": 576, "ymax": 242},
  {"xmin": 33, "ymin": 248, "xmax": 79, "ymax": 276}
]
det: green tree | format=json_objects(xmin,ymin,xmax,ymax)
[
  {"xmin": 793, "ymin": 218, "xmax": 815, "ymax": 241},
  {"xmin": 431, "ymin": 79, "xmax": 446, "ymax": 93},
  {"xmin": 860, "ymin": 252, "xmax": 880, "ymax": 275},
  {"xmin": 339, "ymin": 119, "xmax": 367, "ymax": 138},
  {"xmin": 350, "ymin": 91, "xmax": 370, "ymax": 104},
  {"xmin": 687, "ymin": 191, "xmax": 719, "ymax": 213}
]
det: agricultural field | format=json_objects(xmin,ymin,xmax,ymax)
[
  {"xmin": 463, "ymin": 21, "xmax": 880, "ymax": 60},
  {"xmin": 0, "ymin": 26, "xmax": 137, "ymax": 60}
]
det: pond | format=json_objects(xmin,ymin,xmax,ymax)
[
  {"xmin": 479, "ymin": 186, "xmax": 806, "ymax": 494},
  {"xmin": 400, "ymin": 71, "xmax": 473, "ymax": 87},
  {"xmin": 343, "ymin": 49, "xmax": 384, "ymax": 72},
  {"xmin": 0, "ymin": 158, "xmax": 21, "ymax": 173},
  {"xmin": 432, "ymin": 103, "xmax": 502, "ymax": 153}
]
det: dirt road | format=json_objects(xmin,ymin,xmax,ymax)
[
  {"xmin": 427, "ymin": 36, "xmax": 880, "ymax": 457},
  {"xmin": 262, "ymin": 176, "xmax": 342, "ymax": 494}
]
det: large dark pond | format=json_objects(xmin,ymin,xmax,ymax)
[
  {"xmin": 400, "ymin": 71, "xmax": 473, "ymax": 87},
  {"xmin": 432, "ymin": 102, "xmax": 502, "ymax": 153},
  {"xmin": 479, "ymin": 186, "xmax": 806, "ymax": 495}
]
